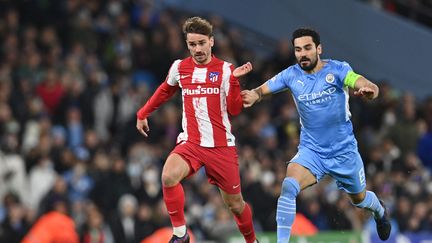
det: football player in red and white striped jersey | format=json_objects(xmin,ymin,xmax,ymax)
[{"xmin": 136, "ymin": 17, "xmax": 258, "ymax": 243}]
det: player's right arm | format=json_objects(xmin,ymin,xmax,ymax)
[
  {"xmin": 241, "ymin": 68, "xmax": 291, "ymax": 108},
  {"xmin": 136, "ymin": 81, "xmax": 178, "ymax": 137},
  {"xmin": 136, "ymin": 60, "xmax": 181, "ymax": 137},
  {"xmin": 241, "ymin": 83, "xmax": 272, "ymax": 108}
]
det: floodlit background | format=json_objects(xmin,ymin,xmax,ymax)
[{"xmin": 0, "ymin": 0, "xmax": 431, "ymax": 242}]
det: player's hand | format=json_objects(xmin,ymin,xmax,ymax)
[
  {"xmin": 241, "ymin": 90, "xmax": 259, "ymax": 108},
  {"xmin": 354, "ymin": 87, "xmax": 376, "ymax": 100},
  {"xmin": 136, "ymin": 118, "xmax": 150, "ymax": 137},
  {"xmin": 233, "ymin": 62, "xmax": 253, "ymax": 78}
]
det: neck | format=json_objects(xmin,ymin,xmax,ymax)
[
  {"xmin": 305, "ymin": 59, "xmax": 324, "ymax": 74},
  {"xmin": 193, "ymin": 55, "xmax": 212, "ymax": 65}
]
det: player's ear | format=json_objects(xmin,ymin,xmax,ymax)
[
  {"xmin": 317, "ymin": 44, "xmax": 322, "ymax": 55},
  {"xmin": 210, "ymin": 36, "xmax": 214, "ymax": 47}
]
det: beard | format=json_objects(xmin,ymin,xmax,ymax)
[{"xmin": 298, "ymin": 56, "xmax": 318, "ymax": 71}]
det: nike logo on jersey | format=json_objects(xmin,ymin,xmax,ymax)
[
  {"xmin": 180, "ymin": 74, "xmax": 191, "ymax": 79},
  {"xmin": 232, "ymin": 184, "xmax": 240, "ymax": 189},
  {"xmin": 167, "ymin": 210, "xmax": 178, "ymax": 215}
]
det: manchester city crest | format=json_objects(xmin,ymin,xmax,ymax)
[{"xmin": 325, "ymin": 73, "xmax": 335, "ymax": 83}]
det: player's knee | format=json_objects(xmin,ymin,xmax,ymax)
[
  {"xmin": 350, "ymin": 191, "xmax": 366, "ymax": 205},
  {"xmin": 281, "ymin": 177, "xmax": 301, "ymax": 198},
  {"xmin": 225, "ymin": 198, "xmax": 244, "ymax": 215},
  {"xmin": 161, "ymin": 171, "xmax": 181, "ymax": 187}
]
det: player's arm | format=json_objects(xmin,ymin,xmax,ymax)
[
  {"xmin": 344, "ymin": 71, "xmax": 379, "ymax": 100},
  {"xmin": 227, "ymin": 62, "xmax": 253, "ymax": 115},
  {"xmin": 241, "ymin": 82, "xmax": 272, "ymax": 108},
  {"xmin": 136, "ymin": 81, "xmax": 178, "ymax": 137}
]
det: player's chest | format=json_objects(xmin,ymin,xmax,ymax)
[
  {"xmin": 178, "ymin": 67, "xmax": 222, "ymax": 87},
  {"xmin": 292, "ymin": 73, "xmax": 340, "ymax": 102},
  {"xmin": 293, "ymin": 72, "xmax": 339, "ymax": 92},
  {"xmin": 178, "ymin": 68, "xmax": 223, "ymax": 97}
]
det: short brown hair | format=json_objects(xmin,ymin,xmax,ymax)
[{"xmin": 182, "ymin": 16, "xmax": 213, "ymax": 38}]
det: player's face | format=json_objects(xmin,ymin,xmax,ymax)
[
  {"xmin": 294, "ymin": 36, "xmax": 322, "ymax": 71},
  {"xmin": 186, "ymin": 33, "xmax": 214, "ymax": 65}
]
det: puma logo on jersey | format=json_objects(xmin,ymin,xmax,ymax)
[{"xmin": 297, "ymin": 80, "xmax": 304, "ymax": 86}]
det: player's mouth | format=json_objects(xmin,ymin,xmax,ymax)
[{"xmin": 300, "ymin": 60, "xmax": 310, "ymax": 65}]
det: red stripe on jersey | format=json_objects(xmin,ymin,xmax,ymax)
[
  {"xmin": 179, "ymin": 59, "xmax": 201, "ymax": 144},
  {"xmin": 206, "ymin": 61, "xmax": 227, "ymax": 147}
]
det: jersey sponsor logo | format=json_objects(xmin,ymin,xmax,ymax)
[
  {"xmin": 298, "ymin": 87, "xmax": 336, "ymax": 101},
  {"xmin": 209, "ymin": 71, "xmax": 219, "ymax": 82},
  {"xmin": 325, "ymin": 73, "xmax": 335, "ymax": 83},
  {"xmin": 182, "ymin": 85, "xmax": 220, "ymax": 96}
]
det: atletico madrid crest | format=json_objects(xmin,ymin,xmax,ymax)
[{"xmin": 209, "ymin": 72, "xmax": 219, "ymax": 82}]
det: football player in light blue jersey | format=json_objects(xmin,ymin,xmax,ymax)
[{"xmin": 242, "ymin": 28, "xmax": 391, "ymax": 242}]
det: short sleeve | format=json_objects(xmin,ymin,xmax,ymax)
[
  {"xmin": 335, "ymin": 61, "xmax": 353, "ymax": 88},
  {"xmin": 267, "ymin": 68, "xmax": 293, "ymax": 93}
]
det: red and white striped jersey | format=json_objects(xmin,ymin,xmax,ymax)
[{"xmin": 165, "ymin": 56, "xmax": 241, "ymax": 147}]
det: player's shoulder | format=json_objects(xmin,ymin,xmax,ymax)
[
  {"xmin": 211, "ymin": 56, "xmax": 231, "ymax": 69},
  {"xmin": 325, "ymin": 59, "xmax": 351, "ymax": 68},
  {"xmin": 176, "ymin": 57, "xmax": 193, "ymax": 71},
  {"xmin": 269, "ymin": 65, "xmax": 297, "ymax": 84},
  {"xmin": 282, "ymin": 64, "xmax": 298, "ymax": 75},
  {"xmin": 178, "ymin": 57, "xmax": 191, "ymax": 65}
]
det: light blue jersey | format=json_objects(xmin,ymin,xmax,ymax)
[
  {"xmin": 272, "ymin": 60, "xmax": 388, "ymax": 243},
  {"xmin": 267, "ymin": 59, "xmax": 357, "ymax": 158}
]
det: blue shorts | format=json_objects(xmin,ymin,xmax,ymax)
[{"xmin": 290, "ymin": 146, "xmax": 366, "ymax": 194}]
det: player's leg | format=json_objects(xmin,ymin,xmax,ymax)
[
  {"xmin": 349, "ymin": 190, "xmax": 391, "ymax": 240},
  {"xmin": 277, "ymin": 162, "xmax": 317, "ymax": 243},
  {"xmin": 203, "ymin": 146, "xmax": 257, "ymax": 243},
  {"xmin": 349, "ymin": 189, "xmax": 383, "ymax": 218},
  {"xmin": 220, "ymin": 190, "xmax": 257, "ymax": 243},
  {"xmin": 330, "ymin": 150, "xmax": 391, "ymax": 241},
  {"xmin": 162, "ymin": 153, "xmax": 190, "ymax": 240},
  {"xmin": 162, "ymin": 142, "xmax": 202, "ymax": 242}
]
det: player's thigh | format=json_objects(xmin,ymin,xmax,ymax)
[
  {"xmin": 286, "ymin": 162, "xmax": 317, "ymax": 190},
  {"xmin": 201, "ymin": 146, "xmax": 241, "ymax": 195},
  {"xmin": 161, "ymin": 153, "xmax": 191, "ymax": 186},
  {"xmin": 330, "ymin": 150, "xmax": 366, "ymax": 195},
  {"xmin": 288, "ymin": 147, "xmax": 323, "ymax": 190}
]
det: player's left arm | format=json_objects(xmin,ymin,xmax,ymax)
[
  {"xmin": 344, "ymin": 71, "xmax": 379, "ymax": 100},
  {"xmin": 227, "ymin": 62, "xmax": 253, "ymax": 115}
]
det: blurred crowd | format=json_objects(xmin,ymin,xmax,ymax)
[{"xmin": 0, "ymin": 1, "xmax": 431, "ymax": 242}]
